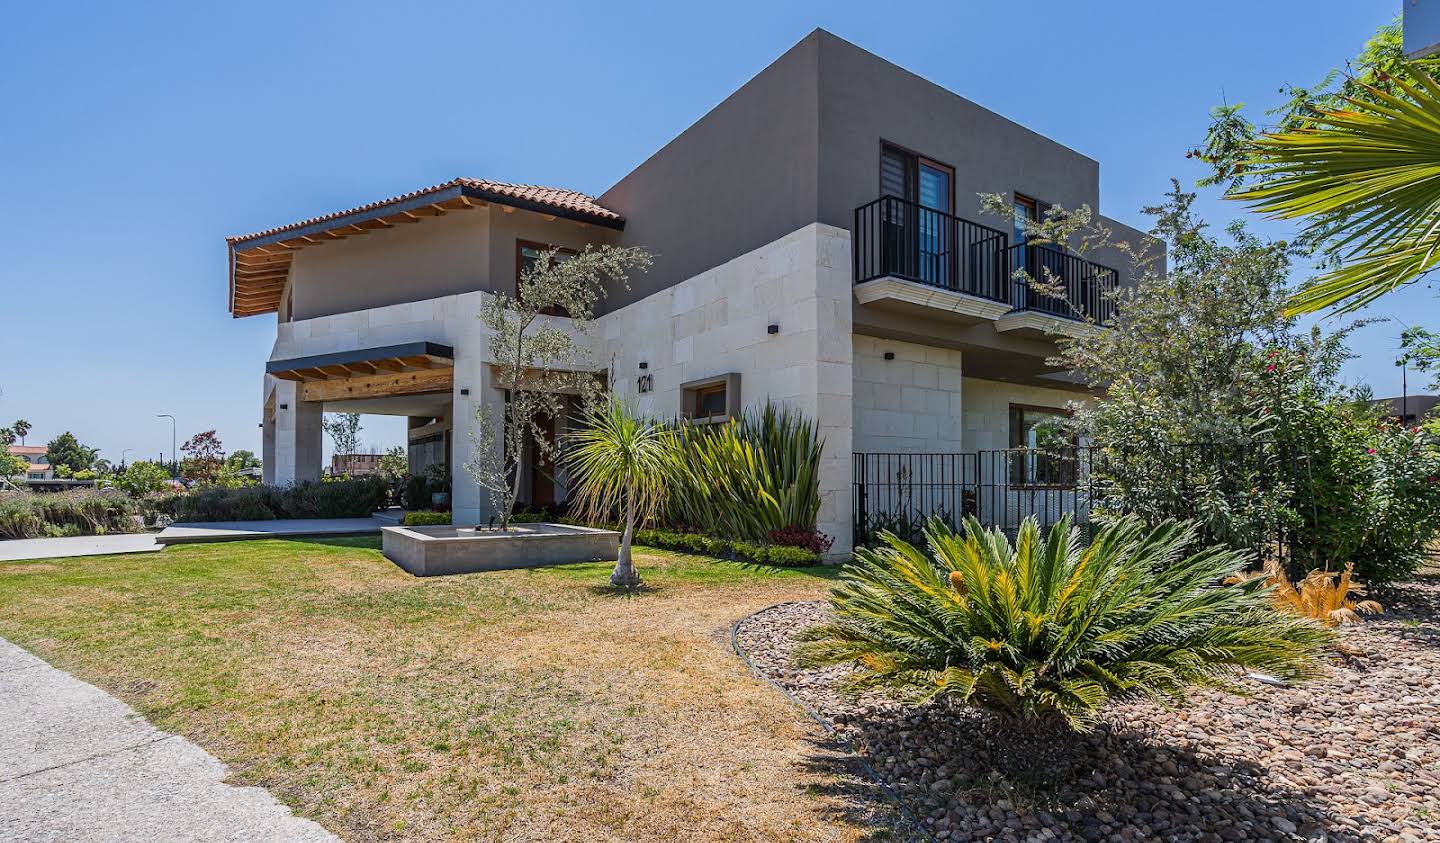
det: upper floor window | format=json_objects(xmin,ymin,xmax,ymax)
[
  {"xmin": 516, "ymin": 240, "xmax": 577, "ymax": 317},
  {"xmin": 880, "ymin": 143, "xmax": 952, "ymax": 213}
]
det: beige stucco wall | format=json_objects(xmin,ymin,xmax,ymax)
[
  {"xmin": 282, "ymin": 206, "xmax": 616, "ymax": 322},
  {"xmin": 852, "ymin": 335, "xmax": 964, "ymax": 453}
]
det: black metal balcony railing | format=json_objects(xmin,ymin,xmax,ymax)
[
  {"xmin": 853, "ymin": 196, "xmax": 1009, "ymax": 304},
  {"xmin": 1006, "ymin": 244, "xmax": 1119, "ymax": 324},
  {"xmin": 853, "ymin": 196, "xmax": 1123, "ymax": 325}
]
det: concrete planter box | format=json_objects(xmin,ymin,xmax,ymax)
[{"xmin": 382, "ymin": 522, "xmax": 620, "ymax": 577}]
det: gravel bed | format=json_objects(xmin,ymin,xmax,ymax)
[{"xmin": 735, "ymin": 578, "xmax": 1440, "ymax": 843}]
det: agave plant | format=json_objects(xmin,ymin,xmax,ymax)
[
  {"xmin": 1233, "ymin": 66, "xmax": 1440, "ymax": 314},
  {"xmin": 665, "ymin": 402, "xmax": 823, "ymax": 540},
  {"xmin": 797, "ymin": 515, "xmax": 1331, "ymax": 733},
  {"xmin": 1228, "ymin": 560, "xmax": 1383, "ymax": 627}
]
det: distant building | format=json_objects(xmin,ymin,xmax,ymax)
[
  {"xmin": 330, "ymin": 453, "xmax": 383, "ymax": 477},
  {"xmin": 1372, "ymin": 394, "xmax": 1439, "ymax": 427},
  {"xmin": 7, "ymin": 446, "xmax": 53, "ymax": 482}
]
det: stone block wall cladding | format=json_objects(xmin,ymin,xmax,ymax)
[
  {"xmin": 598, "ymin": 222, "xmax": 855, "ymax": 557},
  {"xmin": 852, "ymin": 336, "xmax": 965, "ymax": 453}
]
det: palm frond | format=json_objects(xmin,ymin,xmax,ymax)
[
  {"xmin": 1231, "ymin": 66, "xmax": 1440, "ymax": 314},
  {"xmin": 797, "ymin": 515, "xmax": 1332, "ymax": 733}
]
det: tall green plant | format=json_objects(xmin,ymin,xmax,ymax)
[
  {"xmin": 566, "ymin": 400, "xmax": 680, "ymax": 588},
  {"xmin": 798, "ymin": 515, "xmax": 1330, "ymax": 734},
  {"xmin": 665, "ymin": 403, "xmax": 823, "ymax": 541}
]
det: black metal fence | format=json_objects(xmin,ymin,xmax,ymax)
[
  {"xmin": 854, "ymin": 445, "xmax": 1293, "ymax": 560},
  {"xmin": 853, "ymin": 196, "xmax": 1009, "ymax": 303},
  {"xmin": 1007, "ymin": 244, "xmax": 1119, "ymax": 323},
  {"xmin": 852, "ymin": 196, "xmax": 1122, "ymax": 324}
]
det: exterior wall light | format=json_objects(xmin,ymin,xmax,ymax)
[
  {"xmin": 279, "ymin": 403, "xmax": 289, "ymax": 410},
  {"xmin": 639, "ymin": 361, "xmax": 648, "ymax": 370},
  {"xmin": 883, "ymin": 352, "xmax": 895, "ymax": 361},
  {"xmin": 767, "ymin": 323, "xmax": 780, "ymax": 334},
  {"xmin": 460, "ymin": 388, "xmax": 470, "ymax": 396}
]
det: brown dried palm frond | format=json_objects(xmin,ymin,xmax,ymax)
[{"xmin": 1227, "ymin": 560, "xmax": 1383, "ymax": 627}]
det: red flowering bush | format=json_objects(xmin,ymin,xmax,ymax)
[{"xmin": 767, "ymin": 526, "xmax": 834, "ymax": 554}]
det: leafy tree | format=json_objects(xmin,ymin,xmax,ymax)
[
  {"xmin": 322, "ymin": 413, "xmax": 362, "ymax": 456},
  {"xmin": 46, "ymin": 432, "xmax": 97, "ymax": 474},
  {"xmin": 377, "ymin": 445, "xmax": 407, "ymax": 481},
  {"xmin": 113, "ymin": 460, "xmax": 172, "ymax": 497},
  {"xmin": 224, "ymin": 450, "xmax": 261, "ymax": 473},
  {"xmin": 180, "ymin": 430, "xmax": 226, "ymax": 485},
  {"xmin": 798, "ymin": 516, "xmax": 1329, "ymax": 739},
  {"xmin": 0, "ymin": 427, "xmax": 24, "ymax": 479},
  {"xmin": 1196, "ymin": 19, "xmax": 1440, "ymax": 313},
  {"xmin": 566, "ymin": 400, "xmax": 679, "ymax": 588},
  {"xmin": 12, "ymin": 419, "xmax": 30, "ymax": 446},
  {"xmin": 466, "ymin": 244, "xmax": 652, "ymax": 529}
]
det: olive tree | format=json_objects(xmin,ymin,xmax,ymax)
[{"xmin": 465, "ymin": 244, "xmax": 652, "ymax": 530}]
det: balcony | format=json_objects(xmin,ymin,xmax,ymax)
[{"xmin": 852, "ymin": 195, "xmax": 1118, "ymax": 330}]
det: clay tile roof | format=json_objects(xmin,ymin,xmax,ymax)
[
  {"xmin": 225, "ymin": 177, "xmax": 622, "ymax": 245},
  {"xmin": 8, "ymin": 446, "xmax": 46, "ymax": 455}
]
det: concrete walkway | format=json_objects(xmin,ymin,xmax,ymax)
[
  {"xmin": 156, "ymin": 516, "xmax": 388, "ymax": 546},
  {"xmin": 0, "ymin": 639, "xmax": 336, "ymax": 842},
  {"xmin": 0, "ymin": 534, "xmax": 161, "ymax": 563}
]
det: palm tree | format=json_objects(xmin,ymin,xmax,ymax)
[
  {"xmin": 565, "ymin": 400, "xmax": 680, "ymax": 588},
  {"xmin": 12, "ymin": 420, "xmax": 29, "ymax": 446},
  {"xmin": 1232, "ymin": 67, "xmax": 1440, "ymax": 314},
  {"xmin": 798, "ymin": 515, "xmax": 1330, "ymax": 734}
]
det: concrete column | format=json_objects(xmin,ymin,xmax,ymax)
[
  {"xmin": 271, "ymin": 380, "xmax": 323, "ymax": 486},
  {"xmin": 261, "ymin": 404, "xmax": 277, "ymax": 486},
  {"xmin": 449, "ymin": 348, "xmax": 500, "ymax": 527}
]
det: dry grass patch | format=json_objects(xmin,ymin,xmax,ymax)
[{"xmin": 0, "ymin": 538, "xmax": 901, "ymax": 842}]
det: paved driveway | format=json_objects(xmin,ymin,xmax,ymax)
[{"xmin": 0, "ymin": 639, "xmax": 336, "ymax": 842}]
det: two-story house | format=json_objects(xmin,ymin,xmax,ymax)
[{"xmin": 229, "ymin": 30, "xmax": 1154, "ymax": 556}]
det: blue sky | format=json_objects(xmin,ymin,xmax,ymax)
[{"xmin": 0, "ymin": 0, "xmax": 1428, "ymax": 464}]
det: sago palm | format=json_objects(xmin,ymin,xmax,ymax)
[
  {"xmin": 566, "ymin": 400, "xmax": 680, "ymax": 588},
  {"xmin": 797, "ymin": 515, "xmax": 1331, "ymax": 733},
  {"xmin": 1232, "ymin": 66, "xmax": 1440, "ymax": 313}
]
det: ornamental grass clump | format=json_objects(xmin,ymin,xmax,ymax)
[{"xmin": 797, "ymin": 515, "xmax": 1331, "ymax": 735}]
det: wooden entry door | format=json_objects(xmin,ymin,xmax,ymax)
[{"xmin": 528, "ymin": 411, "xmax": 556, "ymax": 507}]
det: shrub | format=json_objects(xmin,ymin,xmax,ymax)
[
  {"xmin": 171, "ymin": 477, "xmax": 386, "ymax": 522},
  {"xmin": 766, "ymin": 545, "xmax": 823, "ymax": 567},
  {"xmin": 625, "ymin": 527, "xmax": 824, "ymax": 567},
  {"xmin": 768, "ymin": 526, "xmax": 834, "ymax": 554},
  {"xmin": 113, "ymin": 461, "xmax": 172, "ymax": 498},
  {"xmin": 0, "ymin": 491, "xmax": 138, "ymax": 539},
  {"xmin": 665, "ymin": 403, "xmax": 823, "ymax": 541},
  {"xmin": 797, "ymin": 515, "xmax": 1330, "ymax": 734},
  {"xmin": 402, "ymin": 511, "xmax": 451, "ymax": 526}
]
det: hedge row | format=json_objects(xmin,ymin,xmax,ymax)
[
  {"xmin": 630, "ymin": 527, "xmax": 823, "ymax": 567},
  {"xmin": 0, "ymin": 491, "xmax": 139, "ymax": 539},
  {"xmin": 164, "ymin": 477, "xmax": 388, "ymax": 523}
]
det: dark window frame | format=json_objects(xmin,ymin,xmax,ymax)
[
  {"xmin": 515, "ymin": 239, "xmax": 578, "ymax": 316},
  {"xmin": 879, "ymin": 140, "xmax": 956, "ymax": 211},
  {"xmin": 1007, "ymin": 403, "xmax": 1078, "ymax": 489}
]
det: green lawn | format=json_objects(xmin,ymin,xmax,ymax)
[{"xmin": 0, "ymin": 538, "xmax": 876, "ymax": 843}]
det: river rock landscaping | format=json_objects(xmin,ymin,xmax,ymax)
[{"xmin": 735, "ymin": 577, "xmax": 1440, "ymax": 843}]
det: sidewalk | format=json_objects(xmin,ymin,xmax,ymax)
[
  {"xmin": 0, "ymin": 534, "xmax": 160, "ymax": 563},
  {"xmin": 0, "ymin": 639, "xmax": 336, "ymax": 842}
]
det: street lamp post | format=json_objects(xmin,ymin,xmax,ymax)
[
  {"xmin": 157, "ymin": 414, "xmax": 176, "ymax": 479},
  {"xmin": 119, "ymin": 448, "xmax": 132, "ymax": 471}
]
